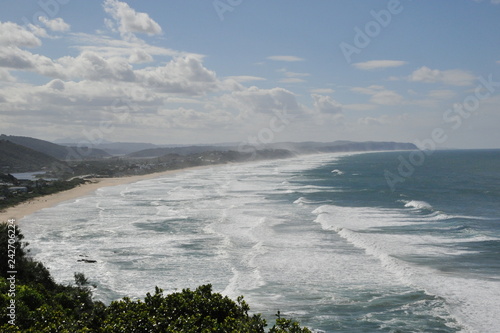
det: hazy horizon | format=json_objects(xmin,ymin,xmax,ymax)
[{"xmin": 1, "ymin": 1, "xmax": 500, "ymax": 149}]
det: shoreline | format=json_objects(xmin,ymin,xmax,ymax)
[
  {"xmin": 0, "ymin": 166, "xmax": 207, "ymax": 224},
  {"xmin": 1, "ymin": 150, "xmax": 377, "ymax": 225}
]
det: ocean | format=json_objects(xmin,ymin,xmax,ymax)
[{"xmin": 19, "ymin": 150, "xmax": 500, "ymax": 332}]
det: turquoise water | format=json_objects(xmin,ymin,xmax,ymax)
[{"xmin": 20, "ymin": 150, "xmax": 500, "ymax": 332}]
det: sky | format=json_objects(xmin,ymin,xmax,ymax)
[{"xmin": 0, "ymin": 0, "xmax": 500, "ymax": 148}]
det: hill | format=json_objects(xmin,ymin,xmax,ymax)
[
  {"xmin": 128, "ymin": 140, "xmax": 417, "ymax": 158},
  {"xmin": 0, "ymin": 140, "xmax": 66, "ymax": 173},
  {"xmin": 0, "ymin": 135, "xmax": 110, "ymax": 160},
  {"xmin": 126, "ymin": 145, "xmax": 233, "ymax": 158}
]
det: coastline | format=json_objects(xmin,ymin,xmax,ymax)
[{"xmin": 0, "ymin": 166, "xmax": 206, "ymax": 224}]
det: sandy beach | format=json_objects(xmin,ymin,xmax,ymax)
[{"xmin": 0, "ymin": 167, "xmax": 202, "ymax": 224}]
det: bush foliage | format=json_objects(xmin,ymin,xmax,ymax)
[{"xmin": 1, "ymin": 223, "xmax": 311, "ymax": 332}]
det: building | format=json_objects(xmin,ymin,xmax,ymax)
[{"xmin": 8, "ymin": 186, "xmax": 28, "ymax": 194}]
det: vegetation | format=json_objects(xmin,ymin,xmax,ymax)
[
  {"xmin": 1, "ymin": 223, "xmax": 311, "ymax": 332},
  {"xmin": 0, "ymin": 176, "xmax": 88, "ymax": 212},
  {"xmin": 0, "ymin": 140, "xmax": 64, "ymax": 173}
]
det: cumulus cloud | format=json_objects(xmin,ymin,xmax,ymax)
[
  {"xmin": 128, "ymin": 49, "xmax": 153, "ymax": 63},
  {"xmin": 221, "ymin": 86, "xmax": 302, "ymax": 116},
  {"xmin": 39, "ymin": 17, "xmax": 71, "ymax": 32},
  {"xmin": 0, "ymin": 46, "xmax": 63, "ymax": 77},
  {"xmin": 27, "ymin": 24, "xmax": 49, "ymax": 38},
  {"xmin": 311, "ymin": 94, "xmax": 342, "ymax": 114},
  {"xmin": 353, "ymin": 60, "xmax": 407, "ymax": 70},
  {"xmin": 45, "ymin": 79, "xmax": 65, "ymax": 91},
  {"xmin": 103, "ymin": 0, "xmax": 162, "ymax": 37},
  {"xmin": 0, "ymin": 22, "xmax": 41, "ymax": 47},
  {"xmin": 58, "ymin": 51, "xmax": 136, "ymax": 81},
  {"xmin": 408, "ymin": 66, "xmax": 475, "ymax": 86},
  {"xmin": 0, "ymin": 69, "xmax": 15, "ymax": 82},
  {"xmin": 136, "ymin": 56, "xmax": 219, "ymax": 95},
  {"xmin": 267, "ymin": 55, "xmax": 304, "ymax": 62}
]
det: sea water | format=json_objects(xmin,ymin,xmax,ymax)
[{"xmin": 20, "ymin": 150, "xmax": 500, "ymax": 332}]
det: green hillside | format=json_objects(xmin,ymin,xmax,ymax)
[
  {"xmin": 0, "ymin": 135, "xmax": 110, "ymax": 160},
  {"xmin": 0, "ymin": 140, "xmax": 65, "ymax": 173}
]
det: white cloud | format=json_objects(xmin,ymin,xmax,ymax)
[
  {"xmin": 220, "ymin": 86, "xmax": 302, "ymax": 116},
  {"xmin": 128, "ymin": 49, "xmax": 153, "ymax": 63},
  {"xmin": 39, "ymin": 17, "xmax": 71, "ymax": 32},
  {"xmin": 0, "ymin": 25, "xmax": 221, "ymax": 96},
  {"xmin": 0, "ymin": 69, "xmax": 15, "ymax": 82},
  {"xmin": 351, "ymin": 85, "xmax": 404, "ymax": 105},
  {"xmin": 311, "ymin": 94, "xmax": 342, "ymax": 115},
  {"xmin": 267, "ymin": 55, "xmax": 304, "ymax": 62},
  {"xmin": 59, "ymin": 51, "xmax": 136, "ymax": 82},
  {"xmin": 103, "ymin": 0, "xmax": 162, "ymax": 38},
  {"xmin": 353, "ymin": 60, "xmax": 407, "ymax": 70},
  {"xmin": 310, "ymin": 88, "xmax": 335, "ymax": 94},
  {"xmin": 45, "ymin": 79, "xmax": 65, "ymax": 91},
  {"xmin": 27, "ymin": 24, "xmax": 49, "ymax": 38},
  {"xmin": 136, "ymin": 56, "xmax": 219, "ymax": 95},
  {"xmin": 225, "ymin": 75, "xmax": 266, "ymax": 82},
  {"xmin": 71, "ymin": 33, "xmax": 183, "ymax": 59},
  {"xmin": 408, "ymin": 66, "xmax": 475, "ymax": 86},
  {"xmin": 0, "ymin": 46, "xmax": 63, "ymax": 77},
  {"xmin": 0, "ymin": 22, "xmax": 41, "ymax": 48}
]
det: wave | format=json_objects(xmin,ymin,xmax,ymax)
[
  {"xmin": 313, "ymin": 203, "xmax": 500, "ymax": 332},
  {"xmin": 402, "ymin": 200, "xmax": 433, "ymax": 210},
  {"xmin": 293, "ymin": 197, "xmax": 333, "ymax": 205},
  {"xmin": 331, "ymin": 169, "xmax": 344, "ymax": 175}
]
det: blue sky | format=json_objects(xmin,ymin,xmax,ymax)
[{"xmin": 1, "ymin": 0, "xmax": 499, "ymax": 148}]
